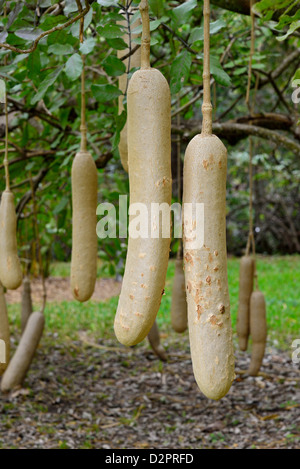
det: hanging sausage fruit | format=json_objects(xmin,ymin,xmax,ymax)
[
  {"xmin": 182, "ymin": 0, "xmax": 235, "ymax": 400},
  {"xmin": 171, "ymin": 106, "xmax": 187, "ymax": 334},
  {"xmin": 0, "ymin": 77, "xmax": 22, "ymax": 291},
  {"xmin": 114, "ymin": 0, "xmax": 172, "ymax": 346},
  {"xmin": 70, "ymin": 19, "xmax": 98, "ymax": 303},
  {"xmin": 1, "ymin": 172, "xmax": 46, "ymax": 392}
]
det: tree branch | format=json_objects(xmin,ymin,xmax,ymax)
[
  {"xmin": 0, "ymin": 4, "xmax": 90, "ymax": 54},
  {"xmin": 16, "ymin": 165, "xmax": 50, "ymax": 219},
  {"xmin": 173, "ymin": 121, "xmax": 300, "ymax": 155}
]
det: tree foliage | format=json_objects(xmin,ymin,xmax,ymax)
[{"xmin": 0, "ymin": 0, "xmax": 299, "ymax": 276}]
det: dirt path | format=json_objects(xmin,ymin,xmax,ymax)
[{"xmin": 5, "ymin": 277, "xmax": 122, "ymax": 304}]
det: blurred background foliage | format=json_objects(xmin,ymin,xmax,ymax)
[{"xmin": 0, "ymin": 0, "xmax": 299, "ymax": 278}]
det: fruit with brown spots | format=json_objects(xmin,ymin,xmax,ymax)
[{"xmin": 182, "ymin": 0, "xmax": 235, "ymax": 400}]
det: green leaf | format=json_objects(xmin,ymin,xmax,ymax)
[
  {"xmin": 31, "ymin": 67, "xmax": 63, "ymax": 105},
  {"xmin": 106, "ymin": 37, "xmax": 128, "ymax": 50},
  {"xmin": 98, "ymin": 23, "xmax": 125, "ymax": 39},
  {"xmin": 210, "ymin": 56, "xmax": 231, "ymax": 87},
  {"xmin": 7, "ymin": 3, "xmax": 24, "ymax": 30},
  {"xmin": 14, "ymin": 28, "xmax": 43, "ymax": 41},
  {"xmin": 27, "ymin": 49, "xmax": 41, "ymax": 81},
  {"xmin": 92, "ymin": 84, "xmax": 122, "ymax": 102},
  {"xmin": 63, "ymin": 0, "xmax": 78, "ymax": 15},
  {"xmin": 131, "ymin": 19, "xmax": 162, "ymax": 35},
  {"xmin": 0, "ymin": 31, "xmax": 8, "ymax": 42},
  {"xmin": 0, "ymin": 72, "xmax": 18, "ymax": 83},
  {"xmin": 210, "ymin": 19, "xmax": 226, "ymax": 34},
  {"xmin": 39, "ymin": 15, "xmax": 67, "ymax": 31},
  {"xmin": 102, "ymin": 55, "xmax": 126, "ymax": 77},
  {"xmin": 293, "ymin": 68, "xmax": 300, "ymax": 82},
  {"xmin": 97, "ymin": 0, "xmax": 119, "ymax": 6},
  {"xmin": 170, "ymin": 50, "xmax": 192, "ymax": 94},
  {"xmin": 65, "ymin": 54, "xmax": 83, "ymax": 81},
  {"xmin": 47, "ymin": 29, "xmax": 72, "ymax": 46},
  {"xmin": 190, "ymin": 26, "xmax": 204, "ymax": 44},
  {"xmin": 53, "ymin": 196, "xmax": 69, "ymax": 215},
  {"xmin": 70, "ymin": 7, "xmax": 93, "ymax": 37},
  {"xmin": 277, "ymin": 20, "xmax": 300, "ymax": 41},
  {"xmin": 79, "ymin": 37, "xmax": 96, "ymax": 55},
  {"xmin": 40, "ymin": 0, "xmax": 51, "ymax": 7},
  {"xmin": 112, "ymin": 109, "xmax": 127, "ymax": 149},
  {"xmin": 172, "ymin": 0, "xmax": 197, "ymax": 25},
  {"xmin": 48, "ymin": 43, "xmax": 74, "ymax": 55},
  {"xmin": 149, "ymin": 0, "xmax": 164, "ymax": 17},
  {"xmin": 190, "ymin": 20, "xmax": 226, "ymax": 44}
]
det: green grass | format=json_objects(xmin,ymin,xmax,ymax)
[
  {"xmin": 8, "ymin": 255, "xmax": 300, "ymax": 349},
  {"xmin": 48, "ymin": 259, "xmax": 109, "ymax": 278}
]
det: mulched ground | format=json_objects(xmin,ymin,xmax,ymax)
[{"xmin": 0, "ymin": 327, "xmax": 299, "ymax": 449}]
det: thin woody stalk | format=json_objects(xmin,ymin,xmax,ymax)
[
  {"xmin": 3, "ymin": 6, "xmax": 10, "ymax": 190},
  {"xmin": 140, "ymin": 0, "xmax": 150, "ymax": 70},
  {"xmin": 79, "ymin": 10, "xmax": 87, "ymax": 152},
  {"xmin": 4, "ymin": 93, "xmax": 10, "ymax": 191},
  {"xmin": 80, "ymin": 55, "xmax": 87, "ymax": 152},
  {"xmin": 201, "ymin": 0, "xmax": 213, "ymax": 136}
]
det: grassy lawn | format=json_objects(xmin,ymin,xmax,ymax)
[{"xmin": 7, "ymin": 255, "xmax": 300, "ymax": 350}]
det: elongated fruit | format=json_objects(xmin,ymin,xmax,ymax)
[
  {"xmin": 117, "ymin": 13, "xmax": 141, "ymax": 173},
  {"xmin": 114, "ymin": 2, "xmax": 172, "ymax": 346},
  {"xmin": 0, "ymin": 281, "xmax": 10, "ymax": 375},
  {"xmin": 1, "ymin": 311, "xmax": 44, "ymax": 392},
  {"xmin": 171, "ymin": 256, "xmax": 187, "ymax": 333},
  {"xmin": 147, "ymin": 320, "xmax": 167, "ymax": 361},
  {"xmin": 0, "ymin": 190, "xmax": 23, "ymax": 290},
  {"xmin": 70, "ymin": 150, "xmax": 98, "ymax": 302},
  {"xmin": 183, "ymin": 134, "xmax": 235, "ymax": 400},
  {"xmin": 21, "ymin": 276, "xmax": 33, "ymax": 334},
  {"xmin": 236, "ymin": 255, "xmax": 254, "ymax": 351},
  {"xmin": 248, "ymin": 290, "xmax": 267, "ymax": 376}
]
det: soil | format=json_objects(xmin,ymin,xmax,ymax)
[{"xmin": 0, "ymin": 277, "xmax": 299, "ymax": 449}]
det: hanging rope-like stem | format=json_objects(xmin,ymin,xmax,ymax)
[
  {"xmin": 245, "ymin": 0, "xmax": 259, "ymax": 290},
  {"xmin": 201, "ymin": 0, "xmax": 213, "ymax": 136},
  {"xmin": 2, "ymin": 6, "xmax": 10, "ymax": 191},
  {"xmin": 176, "ymin": 95, "xmax": 183, "ymax": 259},
  {"xmin": 29, "ymin": 172, "xmax": 47, "ymax": 314},
  {"xmin": 245, "ymin": 0, "xmax": 255, "ymax": 112},
  {"xmin": 80, "ymin": 55, "xmax": 87, "ymax": 152},
  {"xmin": 140, "ymin": 0, "xmax": 150, "ymax": 70},
  {"xmin": 77, "ymin": 0, "xmax": 87, "ymax": 152},
  {"xmin": 4, "ymin": 86, "xmax": 10, "ymax": 191}
]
